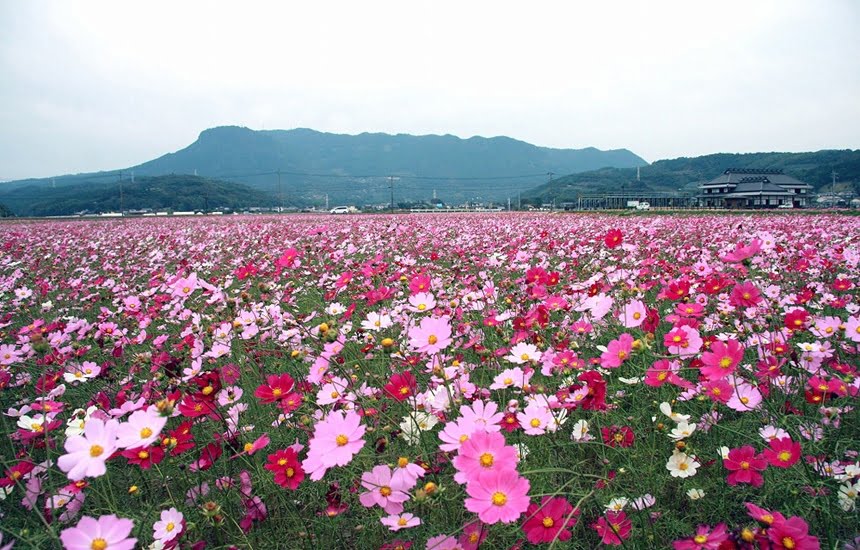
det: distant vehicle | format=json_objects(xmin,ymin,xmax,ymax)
[
  {"xmin": 330, "ymin": 206, "xmax": 350, "ymax": 214},
  {"xmin": 635, "ymin": 202, "xmax": 651, "ymax": 210},
  {"xmin": 777, "ymin": 204, "xmax": 793, "ymax": 209}
]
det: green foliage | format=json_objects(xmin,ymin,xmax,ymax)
[{"xmin": 0, "ymin": 175, "xmax": 277, "ymax": 216}]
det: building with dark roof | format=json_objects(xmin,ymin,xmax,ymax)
[{"xmin": 698, "ymin": 168, "xmax": 813, "ymax": 209}]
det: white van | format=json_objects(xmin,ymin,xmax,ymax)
[{"xmin": 330, "ymin": 206, "xmax": 350, "ymax": 214}]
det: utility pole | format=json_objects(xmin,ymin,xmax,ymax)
[
  {"xmin": 518, "ymin": 192, "xmax": 521, "ymax": 211},
  {"xmin": 508, "ymin": 197, "xmax": 511, "ymax": 211},
  {"xmin": 325, "ymin": 194, "xmax": 329, "ymax": 210},
  {"xmin": 389, "ymin": 176, "xmax": 395, "ymax": 213},
  {"xmin": 131, "ymin": 170, "xmax": 134, "ymax": 183},
  {"xmin": 118, "ymin": 171, "xmax": 124, "ymax": 216},
  {"xmin": 831, "ymin": 170, "xmax": 838, "ymax": 197}
]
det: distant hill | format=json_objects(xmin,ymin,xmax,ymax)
[
  {"xmin": 523, "ymin": 150, "xmax": 860, "ymax": 204},
  {"xmin": 0, "ymin": 174, "xmax": 277, "ymax": 217},
  {"xmin": 0, "ymin": 127, "xmax": 647, "ymax": 212}
]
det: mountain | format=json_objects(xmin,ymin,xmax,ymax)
[
  {"xmin": 522, "ymin": 150, "xmax": 860, "ymax": 204},
  {"xmin": 1, "ymin": 175, "xmax": 277, "ymax": 217},
  {"xmin": 0, "ymin": 127, "xmax": 647, "ymax": 213}
]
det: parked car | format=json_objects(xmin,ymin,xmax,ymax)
[{"xmin": 330, "ymin": 206, "xmax": 350, "ymax": 214}]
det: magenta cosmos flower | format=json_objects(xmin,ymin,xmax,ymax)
[
  {"xmin": 453, "ymin": 430, "xmax": 518, "ymax": 484},
  {"xmin": 672, "ymin": 523, "xmax": 729, "ymax": 550},
  {"xmin": 464, "ymin": 469, "xmax": 530, "ymax": 524},
  {"xmin": 724, "ymin": 445, "xmax": 768, "ymax": 487},
  {"xmin": 408, "ymin": 316, "xmax": 452, "ymax": 354},
  {"xmin": 302, "ymin": 409, "xmax": 366, "ymax": 481},
  {"xmin": 58, "ymin": 418, "xmax": 120, "ymax": 481},
  {"xmin": 700, "ymin": 339, "xmax": 744, "ymax": 380},
  {"xmin": 60, "ymin": 514, "xmax": 136, "ymax": 550},
  {"xmin": 600, "ymin": 333, "xmax": 633, "ymax": 369}
]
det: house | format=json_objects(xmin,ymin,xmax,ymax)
[{"xmin": 698, "ymin": 169, "xmax": 813, "ymax": 209}]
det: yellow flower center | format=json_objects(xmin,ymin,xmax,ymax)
[
  {"xmin": 140, "ymin": 427, "xmax": 153, "ymax": 439},
  {"xmin": 778, "ymin": 451, "xmax": 791, "ymax": 462},
  {"xmin": 491, "ymin": 491, "xmax": 508, "ymax": 506},
  {"xmin": 678, "ymin": 462, "xmax": 688, "ymax": 470},
  {"xmin": 278, "ymin": 458, "xmax": 287, "ymax": 466},
  {"xmin": 479, "ymin": 453, "xmax": 494, "ymax": 467},
  {"xmin": 272, "ymin": 388, "xmax": 283, "ymax": 397},
  {"xmin": 397, "ymin": 517, "xmax": 408, "ymax": 526},
  {"xmin": 137, "ymin": 450, "xmax": 149, "ymax": 459},
  {"xmin": 520, "ymin": 353, "xmax": 530, "ymax": 361},
  {"xmin": 719, "ymin": 357, "xmax": 732, "ymax": 369},
  {"xmin": 286, "ymin": 467, "xmax": 295, "ymax": 477},
  {"xmin": 418, "ymin": 304, "xmax": 426, "ymax": 311},
  {"xmin": 428, "ymin": 335, "xmax": 438, "ymax": 345},
  {"xmin": 380, "ymin": 486, "xmax": 392, "ymax": 497},
  {"xmin": 399, "ymin": 387, "xmax": 409, "ymax": 395},
  {"xmin": 89, "ymin": 445, "xmax": 104, "ymax": 457},
  {"xmin": 782, "ymin": 537, "xmax": 796, "ymax": 549},
  {"xmin": 166, "ymin": 522, "xmax": 175, "ymax": 532},
  {"xmin": 202, "ymin": 386, "xmax": 214, "ymax": 395},
  {"xmin": 503, "ymin": 377, "xmax": 513, "ymax": 385},
  {"xmin": 617, "ymin": 351, "xmax": 627, "ymax": 360},
  {"xmin": 335, "ymin": 434, "xmax": 349, "ymax": 446},
  {"xmin": 740, "ymin": 461, "xmax": 750, "ymax": 470},
  {"xmin": 397, "ymin": 457, "xmax": 409, "ymax": 468},
  {"xmin": 459, "ymin": 434, "xmax": 469, "ymax": 443},
  {"xmin": 530, "ymin": 418, "xmax": 541, "ymax": 428},
  {"xmin": 694, "ymin": 535, "xmax": 708, "ymax": 544},
  {"xmin": 632, "ymin": 312, "xmax": 641, "ymax": 320},
  {"xmin": 542, "ymin": 517, "xmax": 554, "ymax": 528},
  {"xmin": 244, "ymin": 443, "xmax": 253, "ymax": 452},
  {"xmin": 91, "ymin": 539, "xmax": 108, "ymax": 550}
]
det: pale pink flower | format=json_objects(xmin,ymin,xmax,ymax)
[
  {"xmin": 381, "ymin": 512, "xmax": 421, "ymax": 531},
  {"xmin": 59, "ymin": 514, "xmax": 136, "ymax": 550},
  {"xmin": 359, "ymin": 465, "xmax": 411, "ymax": 514},
  {"xmin": 152, "ymin": 507, "xmax": 184, "ymax": 543},
  {"xmin": 302, "ymin": 409, "xmax": 366, "ymax": 481},
  {"xmin": 408, "ymin": 316, "xmax": 453, "ymax": 355},
  {"xmin": 58, "ymin": 418, "xmax": 120, "ymax": 481},
  {"xmin": 115, "ymin": 409, "xmax": 167, "ymax": 449}
]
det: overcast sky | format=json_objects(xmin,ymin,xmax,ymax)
[{"xmin": 1, "ymin": 0, "xmax": 858, "ymax": 180}]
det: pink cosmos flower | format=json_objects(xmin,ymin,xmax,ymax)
[
  {"xmin": 464, "ymin": 469, "xmax": 530, "ymax": 524},
  {"xmin": 453, "ymin": 430, "xmax": 518, "ymax": 484},
  {"xmin": 767, "ymin": 516, "xmax": 820, "ymax": 549},
  {"xmin": 516, "ymin": 402, "xmax": 552, "ymax": 436},
  {"xmin": 359, "ymin": 464, "xmax": 410, "ymax": 513},
  {"xmin": 505, "ymin": 342, "xmax": 542, "ymax": 364},
  {"xmin": 59, "ymin": 514, "xmax": 136, "ymax": 550},
  {"xmin": 438, "ymin": 417, "xmax": 477, "ymax": 453},
  {"xmin": 720, "ymin": 239, "xmax": 761, "ymax": 263},
  {"xmin": 700, "ymin": 339, "xmax": 744, "ymax": 380},
  {"xmin": 594, "ymin": 510, "xmax": 632, "ymax": 545},
  {"xmin": 490, "ymin": 367, "xmax": 531, "ymax": 391},
  {"xmin": 730, "ymin": 281, "xmax": 762, "ymax": 308},
  {"xmin": 58, "ymin": 418, "xmax": 120, "ymax": 481},
  {"xmin": 725, "ymin": 381, "xmax": 762, "ymax": 411},
  {"xmin": 302, "ymin": 409, "xmax": 366, "ymax": 481},
  {"xmin": 619, "ymin": 299, "xmax": 647, "ymax": 328},
  {"xmin": 845, "ymin": 315, "xmax": 860, "ymax": 343},
  {"xmin": 458, "ymin": 400, "xmax": 504, "ymax": 433},
  {"xmin": 672, "ymin": 523, "xmax": 729, "ymax": 549},
  {"xmin": 408, "ymin": 316, "xmax": 453, "ymax": 355},
  {"xmin": 381, "ymin": 512, "xmax": 421, "ymax": 531},
  {"xmin": 762, "ymin": 437, "xmax": 801, "ymax": 469},
  {"xmin": 153, "ymin": 507, "xmax": 184, "ymax": 543},
  {"xmin": 664, "ymin": 326, "xmax": 703, "ymax": 357},
  {"xmin": 600, "ymin": 333, "xmax": 634, "ymax": 369},
  {"xmin": 391, "ymin": 457, "xmax": 425, "ymax": 487},
  {"xmin": 115, "ymin": 409, "xmax": 167, "ymax": 449},
  {"xmin": 724, "ymin": 445, "xmax": 768, "ymax": 487}
]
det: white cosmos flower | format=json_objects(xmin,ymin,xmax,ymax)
[{"xmin": 666, "ymin": 450, "xmax": 700, "ymax": 478}]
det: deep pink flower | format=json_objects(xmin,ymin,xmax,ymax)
[
  {"xmin": 762, "ymin": 437, "xmax": 801, "ymax": 469},
  {"xmin": 522, "ymin": 496, "xmax": 579, "ymax": 544},
  {"xmin": 593, "ymin": 511, "xmax": 632, "ymax": 546},
  {"xmin": 724, "ymin": 445, "xmax": 767, "ymax": 487},
  {"xmin": 672, "ymin": 523, "xmax": 729, "ymax": 550},
  {"xmin": 700, "ymin": 339, "xmax": 744, "ymax": 380},
  {"xmin": 767, "ymin": 516, "xmax": 820, "ymax": 550}
]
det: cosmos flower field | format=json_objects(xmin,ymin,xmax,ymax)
[{"xmin": 0, "ymin": 212, "xmax": 858, "ymax": 550}]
